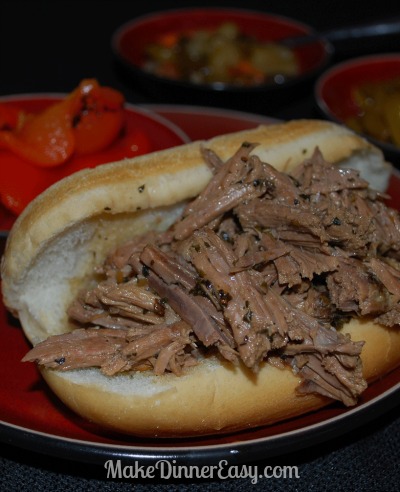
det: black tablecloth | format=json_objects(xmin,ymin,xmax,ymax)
[{"xmin": 1, "ymin": 1, "xmax": 399, "ymax": 489}]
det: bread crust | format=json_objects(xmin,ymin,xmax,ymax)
[
  {"xmin": 1, "ymin": 119, "xmax": 398, "ymax": 438},
  {"xmin": 40, "ymin": 319, "xmax": 400, "ymax": 437}
]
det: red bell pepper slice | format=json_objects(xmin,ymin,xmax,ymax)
[{"xmin": 0, "ymin": 79, "xmax": 125, "ymax": 167}]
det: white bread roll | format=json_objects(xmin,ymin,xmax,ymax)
[
  {"xmin": 40, "ymin": 319, "xmax": 400, "ymax": 437},
  {"xmin": 1, "ymin": 119, "xmax": 399, "ymax": 438}
]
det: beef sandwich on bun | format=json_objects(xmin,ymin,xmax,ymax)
[{"xmin": 2, "ymin": 120, "xmax": 400, "ymax": 438}]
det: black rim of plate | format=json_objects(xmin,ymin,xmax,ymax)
[{"xmin": 0, "ymin": 380, "xmax": 399, "ymax": 466}]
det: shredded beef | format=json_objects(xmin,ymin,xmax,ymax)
[{"xmin": 23, "ymin": 144, "xmax": 400, "ymax": 407}]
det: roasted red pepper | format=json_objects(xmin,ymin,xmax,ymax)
[
  {"xmin": 72, "ymin": 84, "xmax": 125, "ymax": 155},
  {"xmin": 0, "ymin": 80, "xmax": 132, "ymax": 216},
  {"xmin": 0, "ymin": 79, "xmax": 125, "ymax": 167}
]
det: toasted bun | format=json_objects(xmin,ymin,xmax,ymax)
[{"xmin": 1, "ymin": 119, "xmax": 399, "ymax": 437}]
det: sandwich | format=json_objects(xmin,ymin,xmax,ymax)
[{"xmin": 2, "ymin": 119, "xmax": 400, "ymax": 437}]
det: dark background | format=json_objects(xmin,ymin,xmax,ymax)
[
  {"xmin": 1, "ymin": 1, "xmax": 400, "ymax": 490},
  {"xmin": 1, "ymin": 0, "xmax": 400, "ymax": 120}
]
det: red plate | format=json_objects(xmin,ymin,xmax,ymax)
[
  {"xmin": 0, "ymin": 94, "xmax": 189, "ymax": 225},
  {"xmin": 0, "ymin": 106, "xmax": 400, "ymax": 465},
  {"xmin": 144, "ymin": 104, "xmax": 278, "ymax": 140}
]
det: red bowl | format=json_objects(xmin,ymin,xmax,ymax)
[
  {"xmin": 315, "ymin": 53, "xmax": 400, "ymax": 164},
  {"xmin": 112, "ymin": 8, "xmax": 332, "ymax": 111}
]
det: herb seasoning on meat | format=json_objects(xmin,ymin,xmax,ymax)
[{"xmin": 23, "ymin": 143, "xmax": 400, "ymax": 407}]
